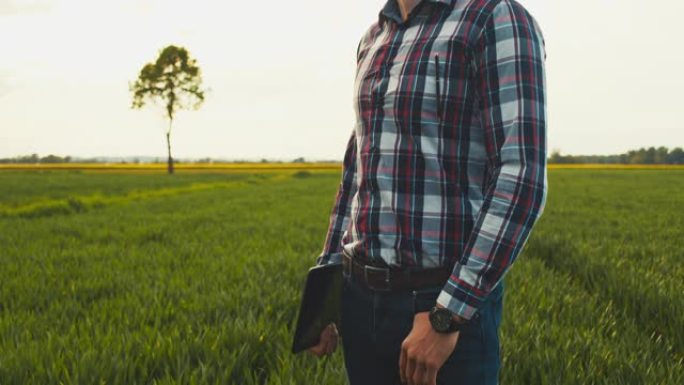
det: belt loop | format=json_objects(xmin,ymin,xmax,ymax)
[{"xmin": 342, "ymin": 250, "xmax": 352, "ymax": 280}]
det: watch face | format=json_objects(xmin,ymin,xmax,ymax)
[{"xmin": 429, "ymin": 308, "xmax": 453, "ymax": 333}]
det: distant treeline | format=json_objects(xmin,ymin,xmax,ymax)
[
  {"xmin": 550, "ymin": 146, "xmax": 684, "ymax": 164},
  {"xmin": 2, "ymin": 147, "xmax": 683, "ymax": 164},
  {"xmin": 0, "ymin": 154, "xmax": 74, "ymax": 164},
  {"xmin": 0, "ymin": 154, "xmax": 308, "ymax": 164}
]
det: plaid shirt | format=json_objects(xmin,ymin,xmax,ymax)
[{"xmin": 317, "ymin": 0, "xmax": 548, "ymax": 320}]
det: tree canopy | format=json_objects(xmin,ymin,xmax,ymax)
[{"xmin": 130, "ymin": 45, "xmax": 206, "ymax": 174}]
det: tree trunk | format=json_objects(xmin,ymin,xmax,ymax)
[{"xmin": 166, "ymin": 119, "xmax": 174, "ymax": 174}]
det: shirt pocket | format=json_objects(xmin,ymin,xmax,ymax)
[
  {"xmin": 354, "ymin": 62, "xmax": 387, "ymax": 115},
  {"xmin": 383, "ymin": 38, "xmax": 476, "ymax": 127},
  {"xmin": 434, "ymin": 40, "xmax": 477, "ymax": 126}
]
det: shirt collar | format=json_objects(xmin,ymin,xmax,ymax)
[{"xmin": 378, "ymin": 0, "xmax": 452, "ymax": 26}]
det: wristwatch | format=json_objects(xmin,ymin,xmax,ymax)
[{"xmin": 429, "ymin": 306, "xmax": 468, "ymax": 333}]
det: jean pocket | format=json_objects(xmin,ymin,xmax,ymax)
[
  {"xmin": 411, "ymin": 287, "xmax": 481, "ymax": 322},
  {"xmin": 411, "ymin": 286, "xmax": 442, "ymax": 314},
  {"xmin": 411, "ymin": 288, "xmax": 484, "ymax": 355},
  {"xmin": 447, "ymin": 300, "xmax": 502, "ymax": 366}
]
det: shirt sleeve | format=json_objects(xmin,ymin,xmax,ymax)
[
  {"xmin": 436, "ymin": 0, "xmax": 549, "ymax": 320},
  {"xmin": 316, "ymin": 130, "xmax": 358, "ymax": 266}
]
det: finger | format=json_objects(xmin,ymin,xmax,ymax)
[
  {"xmin": 326, "ymin": 335, "xmax": 337, "ymax": 356},
  {"xmin": 406, "ymin": 357, "xmax": 416, "ymax": 385},
  {"xmin": 308, "ymin": 343, "xmax": 323, "ymax": 357},
  {"xmin": 327, "ymin": 324, "xmax": 339, "ymax": 354},
  {"xmin": 399, "ymin": 346, "xmax": 407, "ymax": 383},
  {"xmin": 412, "ymin": 361, "xmax": 426, "ymax": 385},
  {"xmin": 426, "ymin": 364, "xmax": 438, "ymax": 385},
  {"xmin": 321, "ymin": 324, "xmax": 332, "ymax": 339},
  {"xmin": 320, "ymin": 331, "xmax": 332, "ymax": 356},
  {"xmin": 328, "ymin": 337, "xmax": 338, "ymax": 355},
  {"xmin": 309, "ymin": 330, "xmax": 328, "ymax": 357},
  {"xmin": 325, "ymin": 324, "xmax": 337, "ymax": 353},
  {"xmin": 328, "ymin": 332, "xmax": 339, "ymax": 355}
]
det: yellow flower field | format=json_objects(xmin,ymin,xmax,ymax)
[{"xmin": 1, "ymin": 162, "xmax": 682, "ymax": 173}]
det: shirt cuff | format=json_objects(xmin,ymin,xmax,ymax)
[{"xmin": 436, "ymin": 277, "xmax": 486, "ymax": 321}]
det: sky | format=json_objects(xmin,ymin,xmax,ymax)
[{"xmin": 1, "ymin": 0, "xmax": 682, "ymax": 161}]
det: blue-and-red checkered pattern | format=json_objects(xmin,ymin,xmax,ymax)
[{"xmin": 317, "ymin": 0, "xmax": 548, "ymax": 320}]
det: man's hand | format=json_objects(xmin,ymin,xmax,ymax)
[
  {"xmin": 399, "ymin": 312, "xmax": 459, "ymax": 385},
  {"xmin": 307, "ymin": 323, "xmax": 339, "ymax": 358}
]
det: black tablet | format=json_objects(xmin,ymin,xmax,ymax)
[{"xmin": 291, "ymin": 262, "xmax": 344, "ymax": 354}]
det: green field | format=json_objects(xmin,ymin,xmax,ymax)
[{"xmin": 0, "ymin": 169, "xmax": 682, "ymax": 384}]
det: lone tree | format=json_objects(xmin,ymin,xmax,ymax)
[{"xmin": 130, "ymin": 45, "xmax": 205, "ymax": 174}]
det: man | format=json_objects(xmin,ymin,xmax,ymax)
[{"xmin": 309, "ymin": 0, "xmax": 547, "ymax": 384}]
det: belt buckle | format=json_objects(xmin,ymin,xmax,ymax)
[{"xmin": 364, "ymin": 264, "xmax": 392, "ymax": 292}]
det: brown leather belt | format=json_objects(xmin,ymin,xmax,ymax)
[{"xmin": 342, "ymin": 249, "xmax": 451, "ymax": 292}]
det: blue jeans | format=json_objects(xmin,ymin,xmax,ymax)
[{"xmin": 339, "ymin": 269, "xmax": 504, "ymax": 385}]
